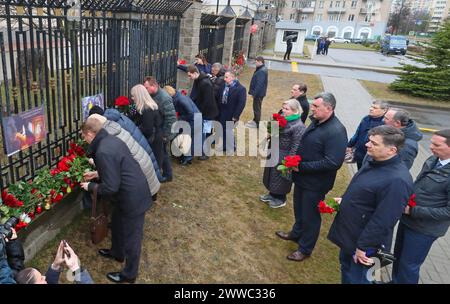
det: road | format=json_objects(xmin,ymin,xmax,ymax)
[
  {"xmin": 248, "ymin": 60, "xmax": 398, "ymax": 83},
  {"xmin": 324, "ymin": 48, "xmax": 424, "ymax": 68}
]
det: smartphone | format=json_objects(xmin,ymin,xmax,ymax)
[{"xmin": 62, "ymin": 240, "xmax": 71, "ymax": 258}]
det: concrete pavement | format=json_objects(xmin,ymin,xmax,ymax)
[{"xmin": 321, "ymin": 76, "xmax": 450, "ymax": 284}]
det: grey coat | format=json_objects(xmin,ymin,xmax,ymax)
[
  {"xmin": 263, "ymin": 118, "xmax": 306, "ymax": 195},
  {"xmin": 401, "ymin": 156, "xmax": 450, "ymax": 238},
  {"xmin": 103, "ymin": 120, "xmax": 160, "ymax": 196}
]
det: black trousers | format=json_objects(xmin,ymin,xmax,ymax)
[
  {"xmin": 252, "ymin": 96, "xmax": 264, "ymax": 125},
  {"xmin": 284, "ymin": 47, "xmax": 292, "ymax": 60},
  {"xmin": 291, "ymin": 185, "xmax": 326, "ymax": 256},
  {"xmin": 110, "ymin": 208, "xmax": 146, "ymax": 279}
]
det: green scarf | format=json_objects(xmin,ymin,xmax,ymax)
[{"xmin": 285, "ymin": 113, "xmax": 301, "ymax": 122}]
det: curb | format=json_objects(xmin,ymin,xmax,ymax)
[
  {"xmin": 264, "ymin": 56, "xmax": 404, "ymax": 75},
  {"xmin": 386, "ymin": 100, "xmax": 450, "ymax": 112}
]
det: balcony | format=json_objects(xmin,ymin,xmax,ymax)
[
  {"xmin": 328, "ymin": 8, "xmax": 346, "ymax": 14},
  {"xmin": 298, "ymin": 7, "xmax": 315, "ymax": 13},
  {"xmin": 359, "ymin": 8, "xmax": 376, "ymax": 14}
]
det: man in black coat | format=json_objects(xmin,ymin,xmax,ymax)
[
  {"xmin": 290, "ymin": 83, "xmax": 310, "ymax": 124},
  {"xmin": 188, "ymin": 65, "xmax": 219, "ymax": 159},
  {"xmin": 284, "ymin": 37, "xmax": 293, "ymax": 60},
  {"xmin": 218, "ymin": 70, "xmax": 247, "ymax": 153},
  {"xmin": 246, "ymin": 56, "xmax": 268, "ymax": 129},
  {"xmin": 80, "ymin": 115, "xmax": 152, "ymax": 283},
  {"xmin": 328, "ymin": 125, "xmax": 413, "ymax": 284},
  {"xmin": 211, "ymin": 62, "xmax": 226, "ymax": 117},
  {"xmin": 275, "ymin": 92, "xmax": 348, "ymax": 262}
]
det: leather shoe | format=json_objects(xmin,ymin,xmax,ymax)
[
  {"xmin": 287, "ymin": 250, "xmax": 310, "ymax": 262},
  {"xmin": 106, "ymin": 272, "xmax": 136, "ymax": 284},
  {"xmin": 275, "ymin": 231, "xmax": 299, "ymax": 243},
  {"xmin": 98, "ymin": 249, "xmax": 124, "ymax": 263}
]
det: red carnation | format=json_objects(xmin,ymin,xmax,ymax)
[
  {"xmin": 181, "ymin": 89, "xmax": 188, "ymax": 96},
  {"xmin": 272, "ymin": 113, "xmax": 281, "ymax": 120},
  {"xmin": 50, "ymin": 168, "xmax": 60, "ymax": 176},
  {"xmin": 36, "ymin": 205, "xmax": 42, "ymax": 214},
  {"xmin": 408, "ymin": 194, "xmax": 417, "ymax": 208},
  {"xmin": 318, "ymin": 199, "xmax": 340, "ymax": 214},
  {"xmin": 278, "ymin": 116, "xmax": 287, "ymax": 128},
  {"xmin": 178, "ymin": 59, "xmax": 187, "ymax": 65},
  {"xmin": 28, "ymin": 212, "xmax": 35, "ymax": 220},
  {"xmin": 115, "ymin": 96, "xmax": 130, "ymax": 107}
]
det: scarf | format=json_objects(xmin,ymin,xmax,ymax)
[
  {"xmin": 285, "ymin": 113, "xmax": 301, "ymax": 121},
  {"xmin": 222, "ymin": 80, "xmax": 237, "ymax": 105}
]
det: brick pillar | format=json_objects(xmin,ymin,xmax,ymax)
[
  {"xmin": 249, "ymin": 20, "xmax": 264, "ymax": 59},
  {"xmin": 222, "ymin": 18, "xmax": 236, "ymax": 67},
  {"xmin": 176, "ymin": 1, "xmax": 202, "ymax": 90},
  {"xmin": 242, "ymin": 20, "xmax": 251, "ymax": 58}
]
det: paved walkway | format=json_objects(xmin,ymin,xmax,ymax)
[{"xmin": 321, "ymin": 76, "xmax": 450, "ymax": 284}]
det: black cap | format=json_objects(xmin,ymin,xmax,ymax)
[{"xmin": 88, "ymin": 105, "xmax": 104, "ymax": 116}]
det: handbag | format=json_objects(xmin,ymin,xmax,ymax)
[{"xmin": 89, "ymin": 183, "xmax": 108, "ymax": 244}]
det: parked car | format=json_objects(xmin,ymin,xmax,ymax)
[
  {"xmin": 381, "ymin": 35, "xmax": 407, "ymax": 55},
  {"xmin": 329, "ymin": 37, "xmax": 351, "ymax": 43}
]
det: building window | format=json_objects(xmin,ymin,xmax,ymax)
[
  {"xmin": 329, "ymin": 15, "xmax": 335, "ymax": 21},
  {"xmin": 351, "ymin": 0, "xmax": 357, "ymax": 8},
  {"xmin": 330, "ymin": 1, "xmax": 333, "ymax": 8},
  {"xmin": 336, "ymin": 14, "xmax": 341, "ymax": 21},
  {"xmin": 292, "ymin": 1, "xmax": 296, "ymax": 8},
  {"xmin": 343, "ymin": 1, "xmax": 346, "ymax": 8},
  {"xmin": 336, "ymin": 1, "xmax": 340, "ymax": 7},
  {"xmin": 365, "ymin": 14, "xmax": 371, "ymax": 22},
  {"xmin": 310, "ymin": 1, "xmax": 316, "ymax": 8},
  {"xmin": 348, "ymin": 14, "xmax": 355, "ymax": 21},
  {"xmin": 319, "ymin": 1, "xmax": 324, "ymax": 8},
  {"xmin": 315, "ymin": 14, "xmax": 323, "ymax": 21},
  {"xmin": 302, "ymin": 15, "xmax": 309, "ymax": 21}
]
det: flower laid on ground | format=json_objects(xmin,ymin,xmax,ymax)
[
  {"xmin": 267, "ymin": 113, "xmax": 288, "ymax": 136},
  {"xmin": 0, "ymin": 140, "xmax": 91, "ymax": 231},
  {"xmin": 277, "ymin": 155, "xmax": 302, "ymax": 177},
  {"xmin": 408, "ymin": 194, "xmax": 417, "ymax": 208},
  {"xmin": 318, "ymin": 198, "xmax": 340, "ymax": 214}
]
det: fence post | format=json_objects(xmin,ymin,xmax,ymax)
[
  {"xmin": 176, "ymin": 1, "xmax": 202, "ymax": 91},
  {"xmin": 222, "ymin": 18, "xmax": 236, "ymax": 67},
  {"xmin": 242, "ymin": 21, "xmax": 252, "ymax": 58}
]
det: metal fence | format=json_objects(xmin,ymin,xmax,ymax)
[
  {"xmin": 199, "ymin": 14, "xmax": 232, "ymax": 64},
  {"xmin": 232, "ymin": 18, "xmax": 249, "ymax": 58},
  {"xmin": 0, "ymin": 0, "xmax": 191, "ymax": 190}
]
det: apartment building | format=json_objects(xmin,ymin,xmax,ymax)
[
  {"xmin": 278, "ymin": 0, "xmax": 392, "ymax": 39},
  {"xmin": 391, "ymin": 0, "xmax": 432, "ymax": 12},
  {"xmin": 429, "ymin": 0, "xmax": 450, "ymax": 32}
]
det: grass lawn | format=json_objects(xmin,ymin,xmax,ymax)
[
  {"xmin": 27, "ymin": 69, "xmax": 351, "ymax": 283},
  {"xmin": 360, "ymin": 80, "xmax": 450, "ymax": 109}
]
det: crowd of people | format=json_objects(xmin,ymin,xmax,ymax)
[{"xmin": 1, "ymin": 53, "xmax": 449, "ymax": 285}]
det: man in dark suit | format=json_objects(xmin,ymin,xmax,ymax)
[
  {"xmin": 80, "ymin": 115, "xmax": 152, "ymax": 283},
  {"xmin": 284, "ymin": 37, "xmax": 293, "ymax": 60},
  {"xmin": 276, "ymin": 92, "xmax": 348, "ymax": 262},
  {"xmin": 328, "ymin": 125, "xmax": 413, "ymax": 284},
  {"xmin": 246, "ymin": 56, "xmax": 268, "ymax": 129},
  {"xmin": 218, "ymin": 70, "xmax": 246, "ymax": 153}
]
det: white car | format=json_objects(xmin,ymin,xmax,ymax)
[{"xmin": 329, "ymin": 37, "xmax": 351, "ymax": 43}]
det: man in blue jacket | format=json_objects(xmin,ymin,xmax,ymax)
[
  {"xmin": 383, "ymin": 108, "xmax": 423, "ymax": 170},
  {"xmin": 347, "ymin": 100, "xmax": 388, "ymax": 169},
  {"xmin": 328, "ymin": 125, "xmax": 413, "ymax": 284},
  {"xmin": 392, "ymin": 129, "xmax": 450, "ymax": 284},
  {"xmin": 276, "ymin": 92, "xmax": 348, "ymax": 262},
  {"xmin": 219, "ymin": 70, "xmax": 246, "ymax": 153},
  {"xmin": 246, "ymin": 56, "xmax": 268, "ymax": 129}
]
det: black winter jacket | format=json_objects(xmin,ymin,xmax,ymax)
[
  {"xmin": 399, "ymin": 119, "xmax": 423, "ymax": 169},
  {"xmin": 296, "ymin": 94, "xmax": 310, "ymax": 124},
  {"xmin": 191, "ymin": 73, "xmax": 219, "ymax": 120},
  {"xmin": 292, "ymin": 113, "xmax": 348, "ymax": 192},
  {"xmin": 328, "ymin": 155, "xmax": 413, "ymax": 254},
  {"xmin": 88, "ymin": 129, "xmax": 152, "ymax": 217},
  {"xmin": 249, "ymin": 65, "xmax": 268, "ymax": 98}
]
